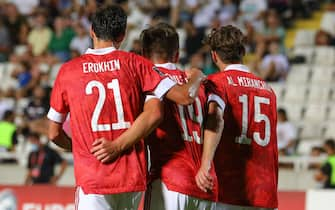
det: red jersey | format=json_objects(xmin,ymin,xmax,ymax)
[
  {"xmin": 47, "ymin": 47, "xmax": 176, "ymax": 194},
  {"xmin": 207, "ymin": 64, "xmax": 278, "ymax": 208},
  {"xmin": 146, "ymin": 63, "xmax": 218, "ymax": 201}
]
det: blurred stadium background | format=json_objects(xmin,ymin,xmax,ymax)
[{"xmin": 0, "ymin": 0, "xmax": 334, "ymax": 209}]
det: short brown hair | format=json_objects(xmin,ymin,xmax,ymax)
[
  {"xmin": 204, "ymin": 25, "xmax": 246, "ymax": 63},
  {"xmin": 140, "ymin": 23, "xmax": 179, "ymax": 61}
]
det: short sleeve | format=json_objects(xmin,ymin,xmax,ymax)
[
  {"xmin": 205, "ymin": 75, "xmax": 227, "ymax": 111},
  {"xmin": 47, "ymin": 66, "xmax": 69, "ymax": 123},
  {"xmin": 133, "ymin": 55, "xmax": 176, "ymax": 99}
]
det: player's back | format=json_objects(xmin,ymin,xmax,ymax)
[
  {"xmin": 208, "ymin": 65, "xmax": 278, "ymax": 208},
  {"xmin": 50, "ymin": 47, "xmax": 166, "ymax": 194},
  {"xmin": 146, "ymin": 64, "xmax": 217, "ymax": 201}
]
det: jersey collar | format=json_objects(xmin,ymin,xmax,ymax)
[
  {"xmin": 85, "ymin": 47, "xmax": 116, "ymax": 55},
  {"xmin": 224, "ymin": 64, "xmax": 250, "ymax": 73},
  {"xmin": 154, "ymin": 63, "xmax": 177, "ymax": 70}
]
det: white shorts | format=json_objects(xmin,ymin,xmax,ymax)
[
  {"xmin": 146, "ymin": 179, "xmax": 216, "ymax": 210},
  {"xmin": 216, "ymin": 203, "xmax": 278, "ymax": 210},
  {"xmin": 75, "ymin": 187, "xmax": 143, "ymax": 210}
]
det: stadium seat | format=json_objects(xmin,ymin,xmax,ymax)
[
  {"xmin": 294, "ymin": 29, "xmax": 317, "ymax": 47},
  {"xmin": 299, "ymin": 123, "xmax": 325, "ymax": 140},
  {"xmin": 314, "ymin": 46, "xmax": 335, "ymax": 65},
  {"xmin": 303, "ymin": 104, "xmax": 328, "ymax": 123},
  {"xmin": 310, "ymin": 65, "xmax": 334, "ymax": 85},
  {"xmin": 278, "ymin": 103, "xmax": 304, "ymax": 123},
  {"xmin": 286, "ymin": 64, "xmax": 311, "ymax": 84},
  {"xmin": 327, "ymin": 106, "xmax": 335, "ymax": 121},
  {"xmin": 291, "ymin": 46, "xmax": 315, "ymax": 64},
  {"xmin": 320, "ymin": 12, "xmax": 335, "ymax": 36},
  {"xmin": 324, "ymin": 123, "xmax": 335, "ymax": 139},
  {"xmin": 283, "ymin": 85, "xmax": 307, "ymax": 104},
  {"xmin": 48, "ymin": 63, "xmax": 62, "ymax": 86},
  {"xmin": 296, "ymin": 139, "xmax": 323, "ymax": 155},
  {"xmin": 307, "ymin": 85, "xmax": 331, "ymax": 103},
  {"xmin": 268, "ymin": 82, "xmax": 285, "ymax": 102}
]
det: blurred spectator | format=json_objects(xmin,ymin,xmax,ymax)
[
  {"xmin": 24, "ymin": 86, "xmax": 49, "ymax": 121},
  {"xmin": 192, "ymin": 0, "xmax": 221, "ymax": 30},
  {"xmin": 11, "ymin": 62, "xmax": 32, "ymax": 89},
  {"xmin": 238, "ymin": 0, "xmax": 267, "ymax": 31},
  {"xmin": 70, "ymin": 22, "xmax": 91, "ymax": 55},
  {"xmin": 0, "ymin": 91, "xmax": 15, "ymax": 120},
  {"xmin": 258, "ymin": 9, "xmax": 286, "ymax": 53},
  {"xmin": 48, "ymin": 16, "xmax": 75, "ymax": 62},
  {"xmin": 183, "ymin": 20, "xmax": 205, "ymax": 62},
  {"xmin": 276, "ymin": 108, "xmax": 297, "ymax": 155},
  {"xmin": 217, "ymin": 0, "xmax": 238, "ymax": 26},
  {"xmin": 0, "ymin": 19, "xmax": 11, "ymax": 62},
  {"xmin": 315, "ymin": 29, "xmax": 333, "ymax": 46},
  {"xmin": 3, "ymin": 3, "xmax": 29, "ymax": 46},
  {"xmin": 27, "ymin": 9, "xmax": 52, "ymax": 56},
  {"xmin": 254, "ymin": 41, "xmax": 289, "ymax": 81},
  {"xmin": 11, "ymin": 0, "xmax": 39, "ymax": 16},
  {"xmin": 315, "ymin": 139, "xmax": 335, "ymax": 189},
  {"xmin": 0, "ymin": 110, "xmax": 17, "ymax": 152},
  {"xmin": 309, "ymin": 146, "xmax": 325, "ymax": 169},
  {"xmin": 24, "ymin": 132, "xmax": 67, "ymax": 185}
]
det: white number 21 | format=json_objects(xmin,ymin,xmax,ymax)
[
  {"xmin": 236, "ymin": 95, "xmax": 271, "ymax": 147},
  {"xmin": 85, "ymin": 79, "xmax": 130, "ymax": 132}
]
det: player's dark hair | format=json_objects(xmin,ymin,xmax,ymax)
[
  {"xmin": 140, "ymin": 22, "xmax": 179, "ymax": 61},
  {"xmin": 91, "ymin": 5, "xmax": 127, "ymax": 42},
  {"xmin": 204, "ymin": 25, "xmax": 246, "ymax": 63},
  {"xmin": 325, "ymin": 139, "xmax": 335, "ymax": 151}
]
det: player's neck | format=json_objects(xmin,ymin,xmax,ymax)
[
  {"xmin": 218, "ymin": 62, "xmax": 242, "ymax": 72},
  {"xmin": 93, "ymin": 39, "xmax": 120, "ymax": 50},
  {"xmin": 150, "ymin": 57, "xmax": 172, "ymax": 65}
]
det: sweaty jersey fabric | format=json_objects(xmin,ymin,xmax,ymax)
[
  {"xmin": 146, "ymin": 63, "xmax": 218, "ymax": 201},
  {"xmin": 207, "ymin": 64, "xmax": 278, "ymax": 208},
  {"xmin": 47, "ymin": 47, "xmax": 176, "ymax": 194}
]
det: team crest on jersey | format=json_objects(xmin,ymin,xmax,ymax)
[{"xmin": 153, "ymin": 66, "xmax": 166, "ymax": 77}]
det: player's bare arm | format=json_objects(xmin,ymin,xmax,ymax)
[
  {"xmin": 196, "ymin": 101, "xmax": 224, "ymax": 192},
  {"xmin": 48, "ymin": 120, "xmax": 72, "ymax": 151},
  {"xmin": 165, "ymin": 68, "xmax": 206, "ymax": 105},
  {"xmin": 91, "ymin": 98, "xmax": 163, "ymax": 163}
]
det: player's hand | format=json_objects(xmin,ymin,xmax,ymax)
[
  {"xmin": 185, "ymin": 68, "xmax": 206, "ymax": 81},
  {"xmin": 195, "ymin": 166, "xmax": 214, "ymax": 193},
  {"xmin": 90, "ymin": 138, "xmax": 122, "ymax": 163}
]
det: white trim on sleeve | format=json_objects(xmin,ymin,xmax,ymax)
[
  {"xmin": 153, "ymin": 77, "xmax": 176, "ymax": 99},
  {"xmin": 208, "ymin": 94, "xmax": 226, "ymax": 111},
  {"xmin": 145, "ymin": 95, "xmax": 160, "ymax": 102},
  {"xmin": 47, "ymin": 108, "xmax": 67, "ymax": 123}
]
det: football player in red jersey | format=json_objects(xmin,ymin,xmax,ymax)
[
  {"xmin": 196, "ymin": 25, "xmax": 278, "ymax": 210},
  {"xmin": 47, "ymin": 5, "xmax": 205, "ymax": 210},
  {"xmin": 139, "ymin": 23, "xmax": 217, "ymax": 210}
]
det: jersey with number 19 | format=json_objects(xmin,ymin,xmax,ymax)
[
  {"xmin": 146, "ymin": 63, "xmax": 218, "ymax": 201},
  {"xmin": 207, "ymin": 64, "xmax": 278, "ymax": 208},
  {"xmin": 47, "ymin": 47, "xmax": 176, "ymax": 195}
]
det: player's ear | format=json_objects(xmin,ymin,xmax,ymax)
[
  {"xmin": 89, "ymin": 27, "xmax": 96, "ymax": 39},
  {"xmin": 173, "ymin": 51, "xmax": 179, "ymax": 63},
  {"xmin": 211, "ymin": 51, "xmax": 217, "ymax": 63}
]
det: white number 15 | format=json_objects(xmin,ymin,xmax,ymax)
[{"xmin": 236, "ymin": 94, "xmax": 271, "ymax": 147}]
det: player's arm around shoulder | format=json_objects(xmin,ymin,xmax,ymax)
[
  {"xmin": 91, "ymin": 97, "xmax": 163, "ymax": 163},
  {"xmin": 165, "ymin": 68, "xmax": 206, "ymax": 105}
]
